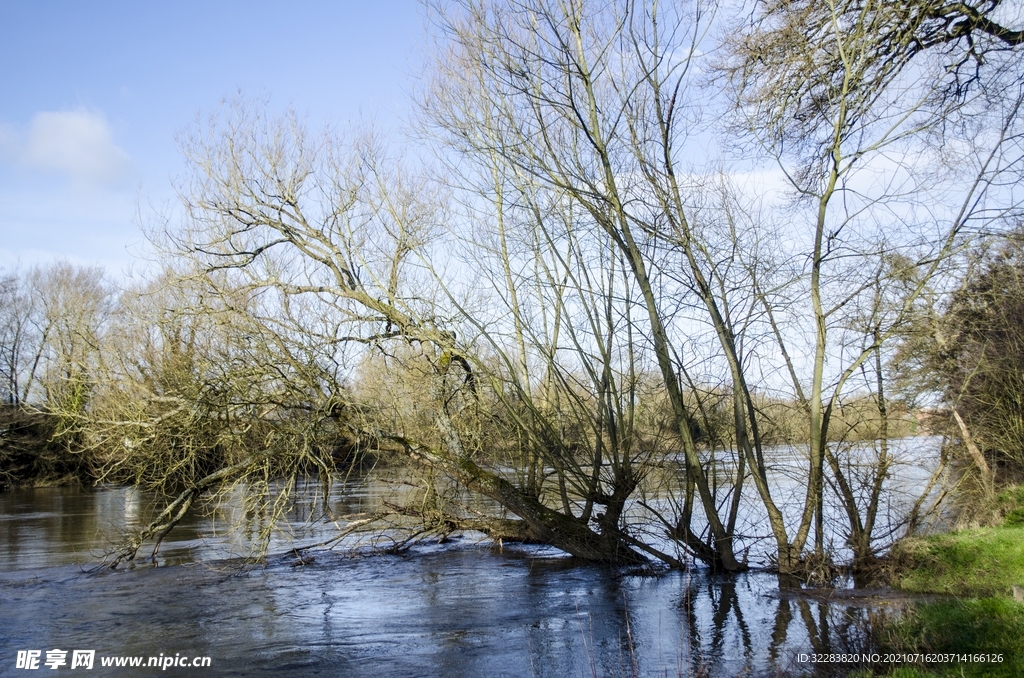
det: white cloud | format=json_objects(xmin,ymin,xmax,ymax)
[{"xmin": 20, "ymin": 110, "xmax": 133, "ymax": 188}]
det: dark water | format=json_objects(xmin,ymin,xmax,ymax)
[{"xmin": 0, "ymin": 484, "xmax": 911, "ymax": 677}]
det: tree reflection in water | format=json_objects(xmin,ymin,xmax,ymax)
[{"xmin": 2, "ymin": 486, "xmax": 901, "ymax": 677}]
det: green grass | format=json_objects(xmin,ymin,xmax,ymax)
[
  {"xmin": 994, "ymin": 485, "xmax": 1024, "ymax": 526},
  {"xmin": 876, "ymin": 598, "xmax": 1024, "ymax": 678},
  {"xmin": 889, "ymin": 525, "xmax": 1024, "ymax": 598},
  {"xmin": 870, "ymin": 494, "xmax": 1024, "ymax": 677}
]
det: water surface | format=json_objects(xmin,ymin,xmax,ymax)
[{"xmin": 0, "ymin": 478, "xmax": 918, "ymax": 677}]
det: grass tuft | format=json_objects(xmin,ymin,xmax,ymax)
[{"xmin": 888, "ymin": 526, "xmax": 1024, "ymax": 598}]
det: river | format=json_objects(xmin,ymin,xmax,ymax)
[{"xmin": 0, "ymin": 441, "xmax": 940, "ymax": 677}]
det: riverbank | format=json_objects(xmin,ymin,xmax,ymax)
[
  {"xmin": 0, "ymin": 405, "xmax": 92, "ymax": 490},
  {"xmin": 862, "ymin": 487, "xmax": 1024, "ymax": 677}
]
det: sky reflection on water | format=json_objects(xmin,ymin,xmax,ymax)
[
  {"xmin": 1, "ymin": 545, "xmax": 888, "ymax": 677},
  {"xmin": 0, "ymin": 482, "xmax": 909, "ymax": 676}
]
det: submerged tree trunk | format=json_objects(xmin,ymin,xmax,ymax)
[
  {"xmin": 418, "ymin": 370, "xmax": 657, "ymax": 567},
  {"xmin": 397, "ymin": 438, "xmax": 650, "ymax": 566},
  {"xmin": 108, "ymin": 458, "xmax": 255, "ymax": 568}
]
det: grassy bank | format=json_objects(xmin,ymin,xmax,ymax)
[
  {"xmin": 889, "ymin": 525, "xmax": 1024, "ymax": 598},
  {"xmin": 865, "ymin": 489, "xmax": 1024, "ymax": 677},
  {"xmin": 875, "ymin": 598, "xmax": 1024, "ymax": 677}
]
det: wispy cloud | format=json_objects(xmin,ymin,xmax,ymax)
[{"xmin": 5, "ymin": 110, "xmax": 134, "ymax": 189}]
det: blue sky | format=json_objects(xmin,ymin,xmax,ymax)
[{"xmin": 0, "ymin": 1, "xmax": 424, "ymax": 275}]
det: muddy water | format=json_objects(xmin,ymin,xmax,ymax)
[{"xmin": 0, "ymin": 475, "xmax": 922, "ymax": 677}]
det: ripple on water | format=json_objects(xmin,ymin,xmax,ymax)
[{"xmin": 0, "ymin": 484, "xmax": 909, "ymax": 676}]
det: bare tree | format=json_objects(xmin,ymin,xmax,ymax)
[
  {"xmin": 725, "ymin": 0, "xmax": 1024, "ymax": 568},
  {"xmin": 0, "ymin": 272, "xmax": 28, "ymax": 406},
  {"xmin": 422, "ymin": 0, "xmax": 767, "ymax": 571},
  {"xmin": 87, "ymin": 100, "xmax": 668, "ymax": 566},
  {"xmin": 0, "ymin": 263, "xmax": 110, "ymax": 486},
  {"xmin": 0, "ymin": 263, "xmax": 109, "ymax": 415},
  {"xmin": 424, "ymin": 0, "xmax": 1022, "ymax": 573}
]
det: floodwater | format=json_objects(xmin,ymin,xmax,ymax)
[{"xmin": 0, "ymin": 444, "xmax": 939, "ymax": 677}]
